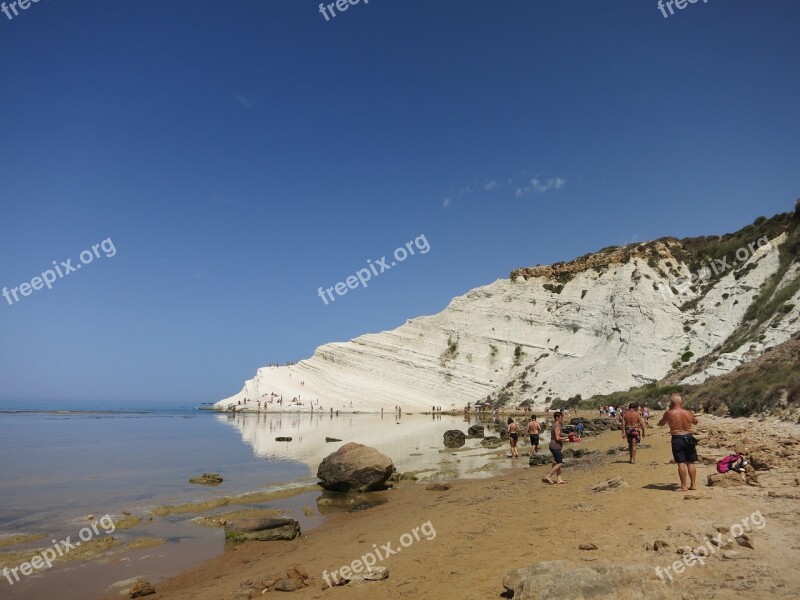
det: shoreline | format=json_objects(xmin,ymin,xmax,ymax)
[{"xmin": 111, "ymin": 413, "xmax": 800, "ymax": 600}]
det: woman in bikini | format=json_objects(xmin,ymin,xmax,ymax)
[{"xmin": 507, "ymin": 417, "xmax": 520, "ymax": 458}]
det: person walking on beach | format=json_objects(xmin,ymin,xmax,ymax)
[
  {"xmin": 544, "ymin": 412, "xmax": 568, "ymax": 484},
  {"xmin": 507, "ymin": 417, "xmax": 520, "ymax": 458},
  {"xmin": 657, "ymin": 393, "xmax": 699, "ymax": 491},
  {"xmin": 526, "ymin": 415, "xmax": 542, "ymax": 455},
  {"xmin": 622, "ymin": 403, "xmax": 646, "ymax": 463}
]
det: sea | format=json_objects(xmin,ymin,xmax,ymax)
[{"xmin": 0, "ymin": 400, "xmax": 506, "ymax": 599}]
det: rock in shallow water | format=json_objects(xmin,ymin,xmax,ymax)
[
  {"xmin": 443, "ymin": 430, "xmax": 466, "ymax": 448},
  {"xmin": 223, "ymin": 517, "xmax": 300, "ymax": 542},
  {"xmin": 129, "ymin": 579, "xmax": 156, "ymax": 598},
  {"xmin": 467, "ymin": 424, "xmax": 485, "ymax": 438},
  {"xmin": 188, "ymin": 472, "xmax": 223, "ymax": 486},
  {"xmin": 317, "ymin": 443, "xmax": 395, "ymax": 493}
]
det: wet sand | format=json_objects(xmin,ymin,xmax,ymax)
[{"xmin": 120, "ymin": 414, "xmax": 800, "ymax": 600}]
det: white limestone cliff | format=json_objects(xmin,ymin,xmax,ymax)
[{"xmin": 215, "ymin": 229, "xmax": 800, "ymax": 413}]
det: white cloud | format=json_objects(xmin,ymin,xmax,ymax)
[
  {"xmin": 483, "ymin": 180, "xmax": 499, "ymax": 191},
  {"xmin": 443, "ymin": 197, "xmax": 452, "ymax": 208},
  {"xmin": 516, "ymin": 177, "xmax": 566, "ymax": 197},
  {"xmin": 234, "ymin": 94, "xmax": 255, "ymax": 108},
  {"xmin": 459, "ymin": 185, "xmax": 474, "ymax": 196}
]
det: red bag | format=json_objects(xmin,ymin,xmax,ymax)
[{"xmin": 716, "ymin": 454, "xmax": 745, "ymax": 473}]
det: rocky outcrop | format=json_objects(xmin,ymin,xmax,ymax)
[{"xmin": 316, "ymin": 443, "xmax": 394, "ymax": 492}]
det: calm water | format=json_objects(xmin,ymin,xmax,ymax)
[{"xmin": 0, "ymin": 403, "xmax": 506, "ymax": 599}]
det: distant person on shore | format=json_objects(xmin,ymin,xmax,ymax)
[
  {"xmin": 526, "ymin": 415, "xmax": 542, "ymax": 455},
  {"xmin": 576, "ymin": 418, "xmax": 584, "ymax": 437},
  {"xmin": 544, "ymin": 412, "xmax": 568, "ymax": 484},
  {"xmin": 658, "ymin": 393, "xmax": 699, "ymax": 491},
  {"xmin": 622, "ymin": 403, "xmax": 646, "ymax": 463},
  {"xmin": 507, "ymin": 417, "xmax": 520, "ymax": 458}
]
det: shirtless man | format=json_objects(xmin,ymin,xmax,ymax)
[
  {"xmin": 658, "ymin": 393, "xmax": 699, "ymax": 491},
  {"xmin": 621, "ymin": 402, "xmax": 646, "ymax": 464},
  {"xmin": 526, "ymin": 415, "xmax": 542, "ymax": 456}
]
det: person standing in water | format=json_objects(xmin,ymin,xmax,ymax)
[
  {"xmin": 507, "ymin": 417, "xmax": 520, "ymax": 458},
  {"xmin": 525, "ymin": 415, "xmax": 542, "ymax": 455}
]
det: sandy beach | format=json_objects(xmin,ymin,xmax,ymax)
[{"xmin": 116, "ymin": 413, "xmax": 800, "ymax": 600}]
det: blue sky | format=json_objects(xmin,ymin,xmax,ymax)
[{"xmin": 1, "ymin": 0, "xmax": 798, "ymax": 405}]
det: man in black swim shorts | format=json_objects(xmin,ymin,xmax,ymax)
[
  {"xmin": 658, "ymin": 393, "xmax": 699, "ymax": 491},
  {"xmin": 526, "ymin": 415, "xmax": 542, "ymax": 455}
]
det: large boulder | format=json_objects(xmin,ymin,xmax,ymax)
[
  {"xmin": 443, "ymin": 430, "xmax": 466, "ymax": 448},
  {"xmin": 503, "ymin": 561, "xmax": 680, "ymax": 599},
  {"xmin": 224, "ymin": 517, "xmax": 300, "ymax": 542},
  {"xmin": 317, "ymin": 443, "xmax": 394, "ymax": 492}
]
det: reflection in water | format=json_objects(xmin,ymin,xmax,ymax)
[
  {"xmin": 316, "ymin": 490, "xmax": 389, "ymax": 515},
  {"xmin": 220, "ymin": 412, "xmax": 506, "ymax": 480}
]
